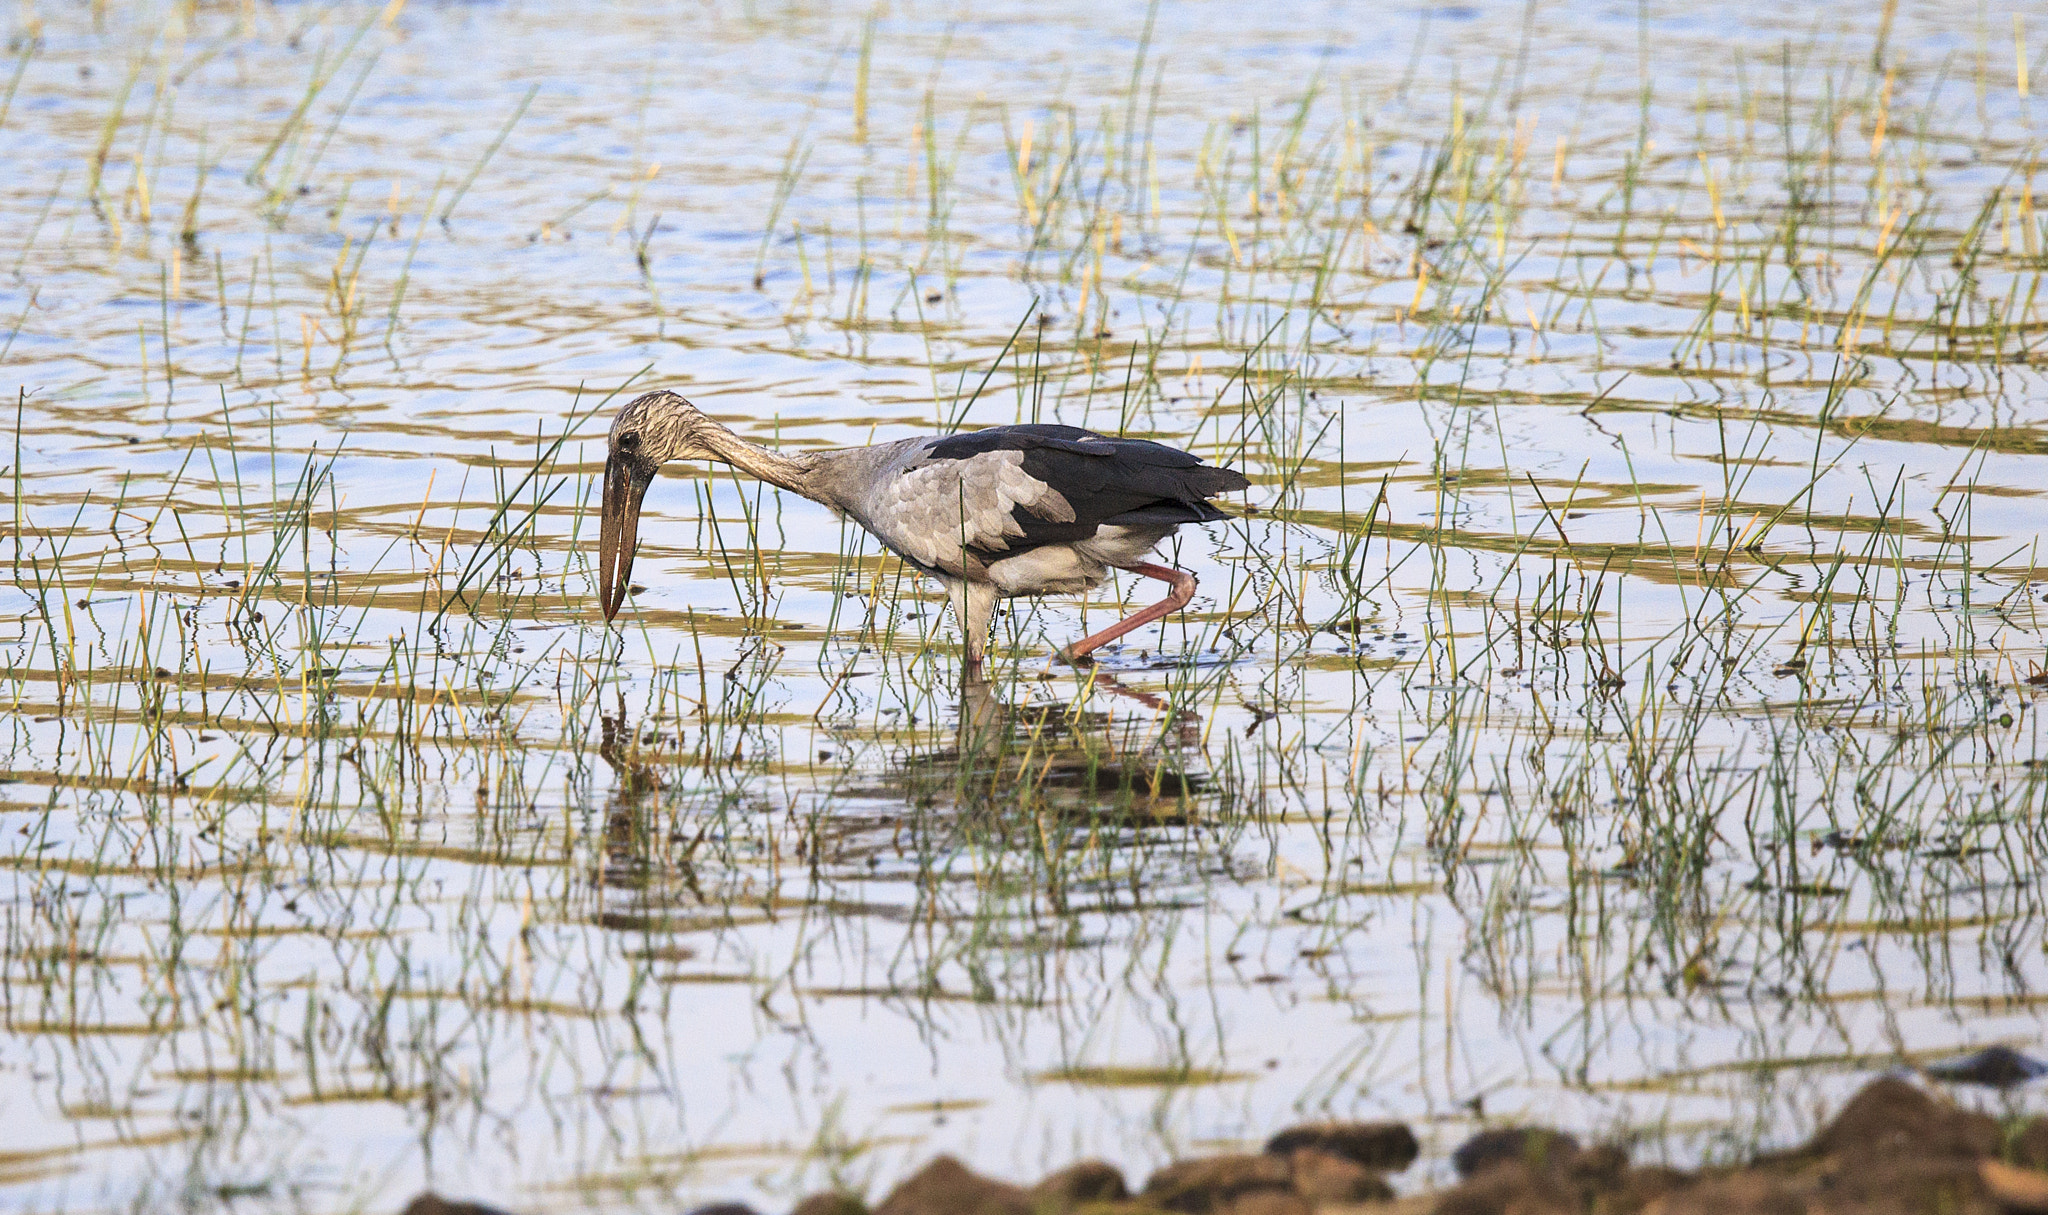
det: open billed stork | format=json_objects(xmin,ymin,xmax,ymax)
[{"xmin": 596, "ymin": 391, "xmax": 1250, "ymax": 669}]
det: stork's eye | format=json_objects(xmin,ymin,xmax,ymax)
[{"xmin": 618, "ymin": 433, "xmax": 640, "ymax": 451}]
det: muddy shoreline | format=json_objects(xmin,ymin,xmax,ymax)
[{"xmin": 404, "ymin": 1074, "xmax": 2048, "ymax": 1215}]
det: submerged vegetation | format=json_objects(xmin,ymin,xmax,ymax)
[{"xmin": 1, "ymin": 0, "xmax": 2046, "ymax": 1211}]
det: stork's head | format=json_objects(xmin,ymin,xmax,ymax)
[{"xmin": 598, "ymin": 390, "xmax": 712, "ymax": 621}]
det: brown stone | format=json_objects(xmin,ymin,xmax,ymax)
[
  {"xmin": 1981, "ymin": 1159, "xmax": 2048, "ymax": 1214},
  {"xmin": 1265, "ymin": 1122, "xmax": 1421, "ymax": 1173},
  {"xmin": 1835, "ymin": 1153, "xmax": 1997, "ymax": 1215},
  {"xmin": 2013, "ymin": 1119, "xmax": 2048, "ymax": 1172},
  {"xmin": 1217, "ymin": 1191, "xmax": 1311, "ymax": 1215},
  {"xmin": 1642, "ymin": 1172, "xmax": 1803, "ymax": 1215},
  {"xmin": 1449, "ymin": 1128, "xmax": 1581, "ymax": 1180},
  {"xmin": 1143, "ymin": 1154, "xmax": 1295, "ymax": 1214},
  {"xmin": 1028, "ymin": 1161, "xmax": 1131, "ymax": 1212},
  {"xmin": 401, "ymin": 1196, "xmax": 516, "ymax": 1215},
  {"xmin": 1427, "ymin": 1161, "xmax": 1578, "ymax": 1215},
  {"xmin": 875, "ymin": 1156, "xmax": 1031, "ymax": 1215},
  {"xmin": 1286, "ymin": 1148, "xmax": 1394, "ymax": 1204},
  {"xmin": 829, "ymin": 1076, "xmax": 2048, "ymax": 1215},
  {"xmin": 1609, "ymin": 1165, "xmax": 1692, "ymax": 1211},
  {"xmin": 790, "ymin": 1196, "xmax": 868, "ymax": 1215},
  {"xmin": 1801, "ymin": 1076, "xmax": 2001, "ymax": 1164},
  {"xmin": 1565, "ymin": 1142, "xmax": 1631, "ymax": 1191}
]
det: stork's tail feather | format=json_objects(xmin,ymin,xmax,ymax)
[
  {"xmin": 1105, "ymin": 464, "xmax": 1249, "ymax": 525},
  {"xmin": 1104, "ymin": 500, "xmax": 1231, "ymax": 528},
  {"xmin": 1183, "ymin": 464, "xmax": 1251, "ymax": 498},
  {"xmin": 1123, "ymin": 460, "xmax": 1249, "ymax": 513}
]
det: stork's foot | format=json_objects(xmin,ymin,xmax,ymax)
[{"xmin": 1060, "ymin": 563, "xmax": 1198, "ymax": 665}]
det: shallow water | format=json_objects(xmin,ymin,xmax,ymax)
[{"xmin": 2, "ymin": 0, "xmax": 2047, "ymax": 1210}]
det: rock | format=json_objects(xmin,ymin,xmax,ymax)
[
  {"xmin": 1801, "ymin": 1076, "xmax": 2001, "ymax": 1163},
  {"xmin": 1265, "ymin": 1121, "xmax": 1420, "ymax": 1172},
  {"xmin": 1925, "ymin": 1046, "xmax": 2048, "ymax": 1089},
  {"xmin": 1610, "ymin": 1165, "xmax": 1691, "ymax": 1210},
  {"xmin": 1143, "ymin": 1154, "xmax": 1295, "ymax": 1214},
  {"xmin": 819, "ymin": 1077, "xmax": 2048, "ymax": 1215},
  {"xmin": 874, "ymin": 1157, "xmax": 1029, "ymax": 1215},
  {"xmin": 401, "ymin": 1196, "xmax": 516, "ymax": 1215},
  {"xmin": 789, "ymin": 1196, "xmax": 868, "ymax": 1215},
  {"xmin": 1449, "ymin": 1128, "xmax": 1581, "ymax": 1180},
  {"xmin": 1428, "ymin": 1160, "xmax": 1577, "ymax": 1215},
  {"xmin": 1286, "ymin": 1148, "xmax": 1394, "ymax": 1204},
  {"xmin": 1981, "ymin": 1159, "xmax": 2048, "ymax": 1213},
  {"xmin": 1216, "ymin": 1191, "xmax": 1311, "ymax": 1215},
  {"xmin": 2013, "ymin": 1119, "xmax": 2048, "ymax": 1171},
  {"xmin": 1811, "ymin": 1152, "xmax": 1992, "ymax": 1215},
  {"xmin": 1641, "ymin": 1172, "xmax": 1803, "ymax": 1215},
  {"xmin": 1564, "ymin": 1142, "xmax": 1630, "ymax": 1191},
  {"xmin": 1028, "ymin": 1161, "xmax": 1129, "ymax": 1211}
]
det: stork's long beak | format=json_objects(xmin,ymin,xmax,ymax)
[{"xmin": 598, "ymin": 453, "xmax": 654, "ymax": 621}]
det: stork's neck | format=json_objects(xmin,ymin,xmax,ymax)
[{"xmin": 697, "ymin": 423, "xmax": 822, "ymax": 499}]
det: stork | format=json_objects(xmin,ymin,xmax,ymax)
[{"xmin": 596, "ymin": 391, "xmax": 1250, "ymax": 671}]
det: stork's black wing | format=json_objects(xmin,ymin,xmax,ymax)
[{"xmin": 923, "ymin": 424, "xmax": 1248, "ymax": 558}]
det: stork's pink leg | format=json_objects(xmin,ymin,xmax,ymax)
[{"xmin": 1059, "ymin": 563, "xmax": 1197, "ymax": 664}]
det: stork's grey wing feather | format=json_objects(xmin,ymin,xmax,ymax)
[{"xmin": 863, "ymin": 448, "xmax": 1074, "ymax": 573}]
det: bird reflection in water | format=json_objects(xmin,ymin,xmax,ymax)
[
  {"xmin": 589, "ymin": 667, "xmax": 1211, "ymax": 918},
  {"xmin": 855, "ymin": 668, "xmax": 1209, "ymax": 829},
  {"xmin": 588, "ymin": 707, "xmax": 711, "ymax": 925}
]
